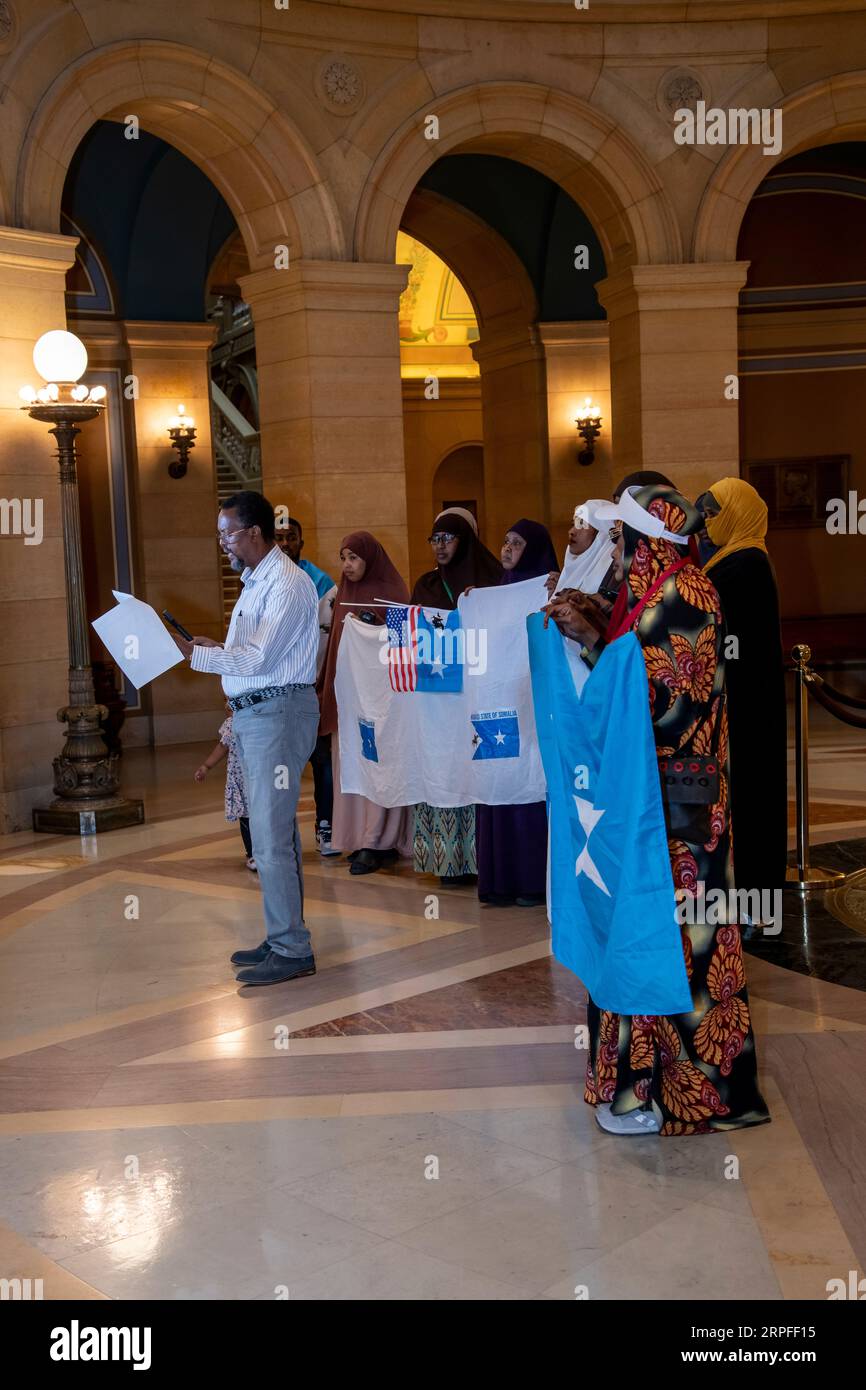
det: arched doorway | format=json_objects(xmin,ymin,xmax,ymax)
[
  {"xmin": 433, "ymin": 445, "xmax": 486, "ymax": 537},
  {"xmin": 395, "ymin": 150, "xmax": 612, "ymax": 582}
]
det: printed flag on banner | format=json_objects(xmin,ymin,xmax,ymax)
[
  {"xmin": 470, "ymin": 710, "xmax": 520, "ymax": 760},
  {"xmin": 385, "ymin": 605, "xmax": 463, "ymax": 694},
  {"xmin": 335, "ymin": 576, "xmax": 548, "ymax": 807},
  {"xmin": 527, "ymin": 616, "xmax": 692, "ymax": 1017},
  {"xmin": 359, "ymin": 719, "xmax": 378, "ymax": 762}
]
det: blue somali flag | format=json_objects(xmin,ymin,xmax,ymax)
[
  {"xmin": 527, "ymin": 616, "xmax": 692, "ymax": 1016},
  {"xmin": 386, "ymin": 605, "xmax": 463, "ymax": 694}
]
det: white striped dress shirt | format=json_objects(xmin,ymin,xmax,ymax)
[{"xmin": 190, "ymin": 545, "xmax": 319, "ymax": 696}]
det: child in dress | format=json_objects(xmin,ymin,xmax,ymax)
[{"xmin": 194, "ymin": 707, "xmax": 255, "ymax": 871}]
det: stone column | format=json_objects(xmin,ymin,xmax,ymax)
[
  {"xmin": 470, "ymin": 326, "xmax": 549, "ymax": 548},
  {"xmin": 596, "ymin": 264, "xmax": 749, "ymax": 500},
  {"xmin": 0, "ymin": 227, "xmax": 77, "ymax": 831},
  {"xmin": 240, "ymin": 260, "xmax": 410, "ymax": 580},
  {"xmin": 538, "ymin": 321, "xmax": 612, "ymax": 545},
  {"xmin": 124, "ymin": 321, "xmax": 225, "ymax": 745}
]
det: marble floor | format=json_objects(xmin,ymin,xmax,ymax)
[{"xmin": 0, "ymin": 720, "xmax": 865, "ymax": 1301}]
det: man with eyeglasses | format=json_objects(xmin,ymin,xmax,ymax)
[{"xmin": 171, "ymin": 491, "xmax": 320, "ymax": 986}]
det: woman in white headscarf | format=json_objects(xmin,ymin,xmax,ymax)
[{"xmin": 547, "ymin": 500, "xmax": 616, "ymax": 599}]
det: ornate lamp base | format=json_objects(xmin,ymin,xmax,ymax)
[
  {"xmin": 33, "ymin": 797, "xmax": 145, "ymax": 835},
  {"xmin": 32, "ymin": 700, "xmax": 146, "ymax": 835}
]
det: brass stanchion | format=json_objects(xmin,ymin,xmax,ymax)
[{"xmin": 785, "ymin": 644, "xmax": 846, "ymax": 892}]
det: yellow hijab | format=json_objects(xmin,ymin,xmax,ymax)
[{"xmin": 703, "ymin": 477, "xmax": 768, "ymax": 574}]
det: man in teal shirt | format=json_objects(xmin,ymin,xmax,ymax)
[
  {"xmin": 276, "ymin": 516, "xmax": 334, "ymax": 597},
  {"xmin": 275, "ymin": 516, "xmax": 339, "ymax": 856}
]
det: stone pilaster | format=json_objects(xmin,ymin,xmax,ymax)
[
  {"xmin": 240, "ymin": 260, "xmax": 410, "ymax": 580},
  {"xmin": 0, "ymin": 227, "xmax": 77, "ymax": 830},
  {"xmin": 470, "ymin": 326, "xmax": 549, "ymax": 550},
  {"xmin": 597, "ymin": 263, "xmax": 750, "ymax": 501}
]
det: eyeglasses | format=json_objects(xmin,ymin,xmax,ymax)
[
  {"xmin": 428, "ymin": 532, "xmax": 457, "ymax": 545},
  {"xmin": 217, "ymin": 526, "xmax": 250, "ymax": 545}
]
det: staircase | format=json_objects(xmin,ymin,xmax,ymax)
[{"xmin": 210, "ymin": 381, "xmax": 262, "ymax": 628}]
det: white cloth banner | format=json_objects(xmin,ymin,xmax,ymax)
[{"xmin": 335, "ymin": 576, "xmax": 549, "ymax": 808}]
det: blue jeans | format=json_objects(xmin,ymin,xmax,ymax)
[{"xmin": 231, "ymin": 688, "xmax": 319, "ymax": 958}]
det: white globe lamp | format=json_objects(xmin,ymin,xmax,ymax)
[{"xmin": 33, "ymin": 330, "xmax": 88, "ymax": 384}]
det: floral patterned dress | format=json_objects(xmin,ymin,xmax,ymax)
[
  {"xmin": 218, "ymin": 717, "xmax": 248, "ymax": 822},
  {"xmin": 583, "ymin": 486, "xmax": 770, "ymax": 1135}
]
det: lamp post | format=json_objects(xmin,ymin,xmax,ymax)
[{"xmin": 21, "ymin": 330, "xmax": 144, "ymax": 834}]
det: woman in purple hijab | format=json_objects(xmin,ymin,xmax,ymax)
[{"xmin": 477, "ymin": 519, "xmax": 558, "ymax": 907}]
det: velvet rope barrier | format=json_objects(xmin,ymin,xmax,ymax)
[
  {"xmin": 810, "ymin": 674, "xmax": 866, "ymax": 711},
  {"xmin": 807, "ymin": 677, "xmax": 866, "ymax": 729}
]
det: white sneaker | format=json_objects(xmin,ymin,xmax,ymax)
[
  {"xmin": 595, "ymin": 1104, "xmax": 660, "ymax": 1136},
  {"xmin": 316, "ymin": 820, "xmax": 340, "ymax": 857}
]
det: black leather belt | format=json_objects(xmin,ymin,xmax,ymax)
[{"xmin": 227, "ymin": 683, "xmax": 313, "ymax": 712}]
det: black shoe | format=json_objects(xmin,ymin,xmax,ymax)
[
  {"xmin": 515, "ymin": 895, "xmax": 546, "ymax": 908},
  {"xmin": 349, "ymin": 849, "xmax": 381, "ymax": 876},
  {"xmin": 230, "ymin": 940, "xmax": 270, "ymax": 966},
  {"xmin": 236, "ymin": 951, "xmax": 317, "ymax": 986}
]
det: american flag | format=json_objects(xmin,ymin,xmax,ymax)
[{"xmin": 386, "ymin": 605, "xmax": 419, "ymax": 692}]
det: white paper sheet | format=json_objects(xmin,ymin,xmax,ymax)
[{"xmin": 91, "ymin": 590, "xmax": 185, "ymax": 690}]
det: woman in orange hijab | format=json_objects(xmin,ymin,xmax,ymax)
[{"xmin": 696, "ymin": 479, "xmax": 787, "ymax": 905}]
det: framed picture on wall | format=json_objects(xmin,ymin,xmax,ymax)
[{"xmin": 743, "ymin": 455, "xmax": 850, "ymax": 528}]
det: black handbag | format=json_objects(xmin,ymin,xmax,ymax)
[
  {"xmin": 659, "ymin": 753, "xmax": 720, "ymax": 804},
  {"xmin": 658, "ymin": 664, "xmax": 725, "ymax": 806}
]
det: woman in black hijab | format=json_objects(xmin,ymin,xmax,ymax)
[
  {"xmin": 477, "ymin": 519, "xmax": 559, "ymax": 907},
  {"xmin": 411, "ymin": 510, "xmax": 502, "ymax": 886},
  {"xmin": 412, "ymin": 510, "xmax": 503, "ymax": 608}
]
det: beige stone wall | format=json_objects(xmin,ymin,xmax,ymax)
[
  {"xmin": 0, "ymin": 229, "xmax": 77, "ymax": 831},
  {"xmin": 1, "ymin": 0, "xmax": 865, "ymax": 820},
  {"xmin": 8, "ymin": 1, "xmax": 865, "ymax": 546},
  {"xmin": 539, "ymin": 322, "xmax": 613, "ymax": 555},
  {"xmin": 122, "ymin": 322, "xmax": 225, "ymax": 747},
  {"xmin": 598, "ymin": 264, "xmax": 749, "ymax": 503}
]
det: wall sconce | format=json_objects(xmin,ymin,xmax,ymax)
[
  {"xmin": 575, "ymin": 396, "xmax": 603, "ymax": 467},
  {"xmin": 167, "ymin": 403, "xmax": 196, "ymax": 478}
]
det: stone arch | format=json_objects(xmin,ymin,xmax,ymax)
[
  {"xmin": 15, "ymin": 40, "xmax": 345, "ymax": 268},
  {"xmin": 694, "ymin": 71, "xmax": 866, "ymax": 262},
  {"xmin": 355, "ymin": 81, "xmax": 681, "ymax": 272},
  {"xmin": 399, "ymin": 187, "xmax": 548, "ymax": 561},
  {"xmin": 400, "ymin": 187, "xmax": 539, "ymax": 336}
]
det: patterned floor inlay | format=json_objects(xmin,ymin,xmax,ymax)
[
  {"xmin": 0, "ymin": 741, "xmax": 864, "ymax": 1299},
  {"xmin": 291, "ymin": 957, "xmax": 585, "ymax": 1038}
]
